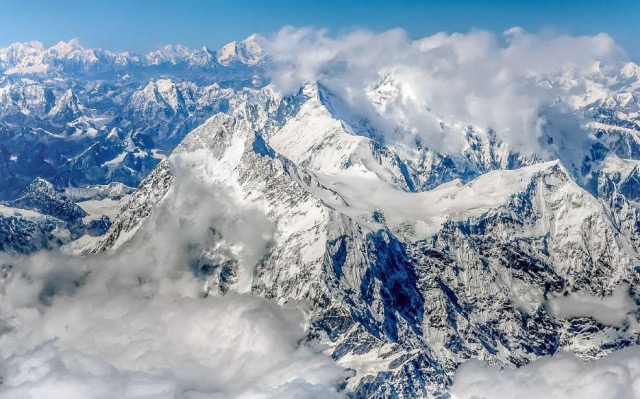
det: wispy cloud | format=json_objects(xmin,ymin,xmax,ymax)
[
  {"xmin": 0, "ymin": 151, "xmax": 348, "ymax": 399},
  {"xmin": 266, "ymin": 27, "xmax": 625, "ymax": 154}
]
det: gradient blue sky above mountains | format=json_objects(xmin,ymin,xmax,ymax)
[{"xmin": 1, "ymin": 0, "xmax": 638, "ymax": 59}]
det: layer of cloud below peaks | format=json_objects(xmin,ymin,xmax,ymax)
[
  {"xmin": 0, "ymin": 152, "xmax": 348, "ymax": 399},
  {"xmin": 266, "ymin": 27, "xmax": 626, "ymax": 154},
  {"xmin": 450, "ymin": 345, "xmax": 640, "ymax": 399}
]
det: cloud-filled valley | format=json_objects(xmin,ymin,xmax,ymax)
[{"xmin": 0, "ymin": 153, "xmax": 348, "ymax": 399}]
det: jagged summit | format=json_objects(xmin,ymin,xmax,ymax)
[
  {"xmin": 50, "ymin": 38, "xmax": 84, "ymax": 56},
  {"xmin": 9, "ymin": 177, "xmax": 87, "ymax": 223},
  {"xmin": 217, "ymin": 33, "xmax": 266, "ymax": 66}
]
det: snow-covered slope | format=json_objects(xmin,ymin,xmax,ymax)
[
  {"xmin": 0, "ymin": 178, "xmax": 129, "ymax": 252},
  {"xmin": 9, "ymin": 177, "xmax": 87, "ymax": 223},
  {"xmin": 0, "ymin": 203, "xmax": 70, "ymax": 253},
  {"xmin": 217, "ymin": 34, "xmax": 266, "ymax": 66},
  {"xmin": 84, "ymin": 91, "xmax": 640, "ymax": 397}
]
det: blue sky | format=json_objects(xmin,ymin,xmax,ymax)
[{"xmin": 1, "ymin": 0, "xmax": 638, "ymax": 58}]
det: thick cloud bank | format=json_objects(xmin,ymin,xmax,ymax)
[
  {"xmin": 267, "ymin": 27, "xmax": 625, "ymax": 153},
  {"xmin": 450, "ymin": 346, "xmax": 640, "ymax": 399},
  {"xmin": 0, "ymin": 153, "xmax": 348, "ymax": 399},
  {"xmin": 547, "ymin": 284, "xmax": 637, "ymax": 326}
]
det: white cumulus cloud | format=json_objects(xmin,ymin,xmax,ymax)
[
  {"xmin": 266, "ymin": 27, "xmax": 626, "ymax": 154},
  {"xmin": 0, "ymin": 151, "xmax": 349, "ymax": 399},
  {"xmin": 450, "ymin": 345, "xmax": 640, "ymax": 399}
]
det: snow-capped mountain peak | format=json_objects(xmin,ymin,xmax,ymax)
[
  {"xmin": 146, "ymin": 44, "xmax": 197, "ymax": 65},
  {"xmin": 217, "ymin": 34, "xmax": 265, "ymax": 66},
  {"xmin": 49, "ymin": 38, "xmax": 84, "ymax": 57}
]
